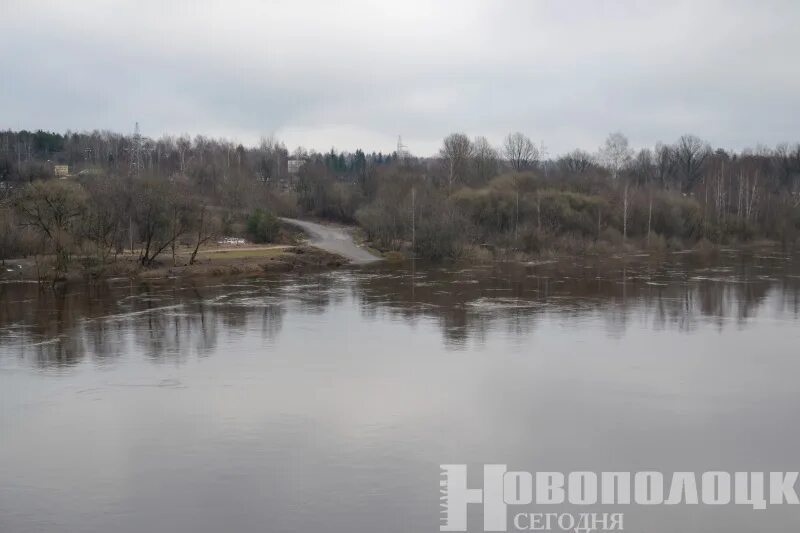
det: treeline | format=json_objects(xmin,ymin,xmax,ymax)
[
  {"xmin": 356, "ymin": 132, "xmax": 800, "ymax": 258},
  {"xmin": 0, "ymin": 128, "xmax": 400, "ymax": 278},
  {"xmin": 1, "ymin": 128, "xmax": 799, "ymax": 278},
  {"xmin": 0, "ymin": 129, "xmax": 397, "ymax": 189}
]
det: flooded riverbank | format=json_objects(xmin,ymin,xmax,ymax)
[{"xmin": 1, "ymin": 248, "xmax": 799, "ymax": 532}]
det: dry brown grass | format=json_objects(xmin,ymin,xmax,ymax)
[{"xmin": 200, "ymin": 246, "xmax": 289, "ymax": 260}]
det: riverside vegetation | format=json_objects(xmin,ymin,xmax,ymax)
[{"xmin": 1, "ymin": 129, "xmax": 799, "ymax": 281}]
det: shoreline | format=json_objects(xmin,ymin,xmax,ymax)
[
  {"xmin": 0, "ymin": 244, "xmax": 349, "ymax": 285},
  {"xmin": 1, "ymin": 236, "xmax": 792, "ymax": 286},
  {"xmin": 0, "ymin": 219, "xmax": 382, "ymax": 285}
]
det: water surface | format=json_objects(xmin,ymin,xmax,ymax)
[{"xmin": 2, "ymin": 249, "xmax": 800, "ymax": 532}]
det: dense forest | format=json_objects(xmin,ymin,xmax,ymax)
[{"xmin": 1, "ymin": 128, "xmax": 799, "ymax": 279}]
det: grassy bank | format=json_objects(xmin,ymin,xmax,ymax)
[{"xmin": 0, "ymin": 244, "xmax": 346, "ymax": 284}]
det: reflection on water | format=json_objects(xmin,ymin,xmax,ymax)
[
  {"xmin": 2, "ymin": 249, "xmax": 798, "ymax": 366},
  {"xmin": 1, "ymin": 248, "xmax": 800, "ymax": 533}
]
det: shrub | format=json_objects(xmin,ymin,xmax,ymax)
[
  {"xmin": 246, "ymin": 209, "xmax": 280, "ymax": 243},
  {"xmin": 651, "ymin": 193, "xmax": 701, "ymax": 240},
  {"xmin": 414, "ymin": 207, "xmax": 466, "ymax": 260},
  {"xmin": 600, "ymin": 226, "xmax": 623, "ymax": 245}
]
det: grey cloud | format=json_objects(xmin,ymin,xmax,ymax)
[{"xmin": 1, "ymin": 0, "xmax": 797, "ymax": 155}]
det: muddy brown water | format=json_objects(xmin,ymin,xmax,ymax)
[{"xmin": 1, "ymin": 248, "xmax": 799, "ymax": 532}]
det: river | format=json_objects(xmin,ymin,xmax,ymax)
[{"xmin": 1, "ymin": 248, "xmax": 799, "ymax": 532}]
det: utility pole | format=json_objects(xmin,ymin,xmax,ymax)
[
  {"xmin": 128, "ymin": 122, "xmax": 143, "ymax": 255},
  {"xmin": 411, "ymin": 186, "xmax": 416, "ymax": 254}
]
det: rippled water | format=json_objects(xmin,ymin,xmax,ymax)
[{"xmin": 1, "ymin": 249, "xmax": 800, "ymax": 532}]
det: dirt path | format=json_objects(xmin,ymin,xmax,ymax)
[{"xmin": 280, "ymin": 218, "xmax": 381, "ymax": 264}]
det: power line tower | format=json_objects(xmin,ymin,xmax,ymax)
[
  {"xmin": 397, "ymin": 135, "xmax": 409, "ymax": 161},
  {"xmin": 126, "ymin": 122, "xmax": 145, "ymax": 255},
  {"xmin": 129, "ymin": 122, "xmax": 144, "ymax": 176}
]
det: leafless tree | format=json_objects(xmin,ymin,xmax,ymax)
[
  {"xmin": 176, "ymin": 135, "xmax": 191, "ymax": 174},
  {"xmin": 471, "ymin": 136, "xmax": 498, "ymax": 184},
  {"xmin": 631, "ymin": 148, "xmax": 655, "ymax": 185},
  {"xmin": 189, "ymin": 200, "xmax": 218, "ymax": 265},
  {"xmin": 558, "ymin": 149, "xmax": 593, "ymax": 174},
  {"xmin": 258, "ymin": 135, "xmax": 288, "ymax": 186},
  {"xmin": 133, "ymin": 177, "xmax": 189, "ymax": 266},
  {"xmin": 503, "ymin": 132, "xmax": 538, "ymax": 171},
  {"xmin": 622, "ymin": 183, "xmax": 629, "ymax": 241},
  {"xmin": 80, "ymin": 176, "xmax": 126, "ymax": 264},
  {"xmin": 774, "ymin": 143, "xmax": 800, "ymax": 189},
  {"xmin": 14, "ymin": 180, "xmax": 87, "ymax": 277},
  {"xmin": 440, "ymin": 133, "xmax": 473, "ymax": 192},
  {"xmin": 675, "ymin": 134, "xmax": 711, "ymax": 191},
  {"xmin": 599, "ymin": 132, "xmax": 633, "ymax": 179},
  {"xmin": 653, "ymin": 142, "xmax": 676, "ymax": 188},
  {"xmin": 0, "ymin": 205, "xmax": 18, "ymax": 265}
]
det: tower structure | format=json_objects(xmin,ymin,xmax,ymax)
[
  {"xmin": 397, "ymin": 135, "xmax": 409, "ymax": 160},
  {"xmin": 129, "ymin": 122, "xmax": 144, "ymax": 176}
]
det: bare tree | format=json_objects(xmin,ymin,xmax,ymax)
[
  {"xmin": 631, "ymin": 148, "xmax": 655, "ymax": 185},
  {"xmin": 189, "ymin": 200, "xmax": 218, "ymax": 265},
  {"xmin": 80, "ymin": 176, "xmax": 126, "ymax": 264},
  {"xmin": 558, "ymin": 149, "xmax": 593, "ymax": 174},
  {"xmin": 622, "ymin": 182, "xmax": 629, "ymax": 241},
  {"xmin": 0, "ymin": 205, "xmax": 17, "ymax": 266},
  {"xmin": 258, "ymin": 135, "xmax": 287, "ymax": 186},
  {"xmin": 440, "ymin": 133, "xmax": 473, "ymax": 192},
  {"xmin": 773, "ymin": 142, "xmax": 800, "ymax": 189},
  {"xmin": 503, "ymin": 132, "xmax": 538, "ymax": 171},
  {"xmin": 599, "ymin": 132, "xmax": 633, "ymax": 179},
  {"xmin": 176, "ymin": 135, "xmax": 191, "ymax": 174},
  {"xmin": 14, "ymin": 180, "xmax": 86, "ymax": 277},
  {"xmin": 675, "ymin": 134, "xmax": 711, "ymax": 191},
  {"xmin": 647, "ymin": 189, "xmax": 653, "ymax": 245},
  {"xmin": 133, "ymin": 177, "xmax": 189, "ymax": 266},
  {"xmin": 653, "ymin": 142, "xmax": 676, "ymax": 188},
  {"xmin": 471, "ymin": 136, "xmax": 499, "ymax": 184}
]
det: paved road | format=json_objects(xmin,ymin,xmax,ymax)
[{"xmin": 280, "ymin": 218, "xmax": 381, "ymax": 264}]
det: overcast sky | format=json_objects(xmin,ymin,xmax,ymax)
[{"xmin": 1, "ymin": 0, "xmax": 797, "ymax": 156}]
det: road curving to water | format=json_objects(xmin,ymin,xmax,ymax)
[{"xmin": 280, "ymin": 218, "xmax": 381, "ymax": 264}]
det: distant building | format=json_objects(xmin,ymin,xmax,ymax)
[
  {"xmin": 287, "ymin": 158, "xmax": 305, "ymax": 175},
  {"xmin": 54, "ymin": 165, "xmax": 69, "ymax": 178}
]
